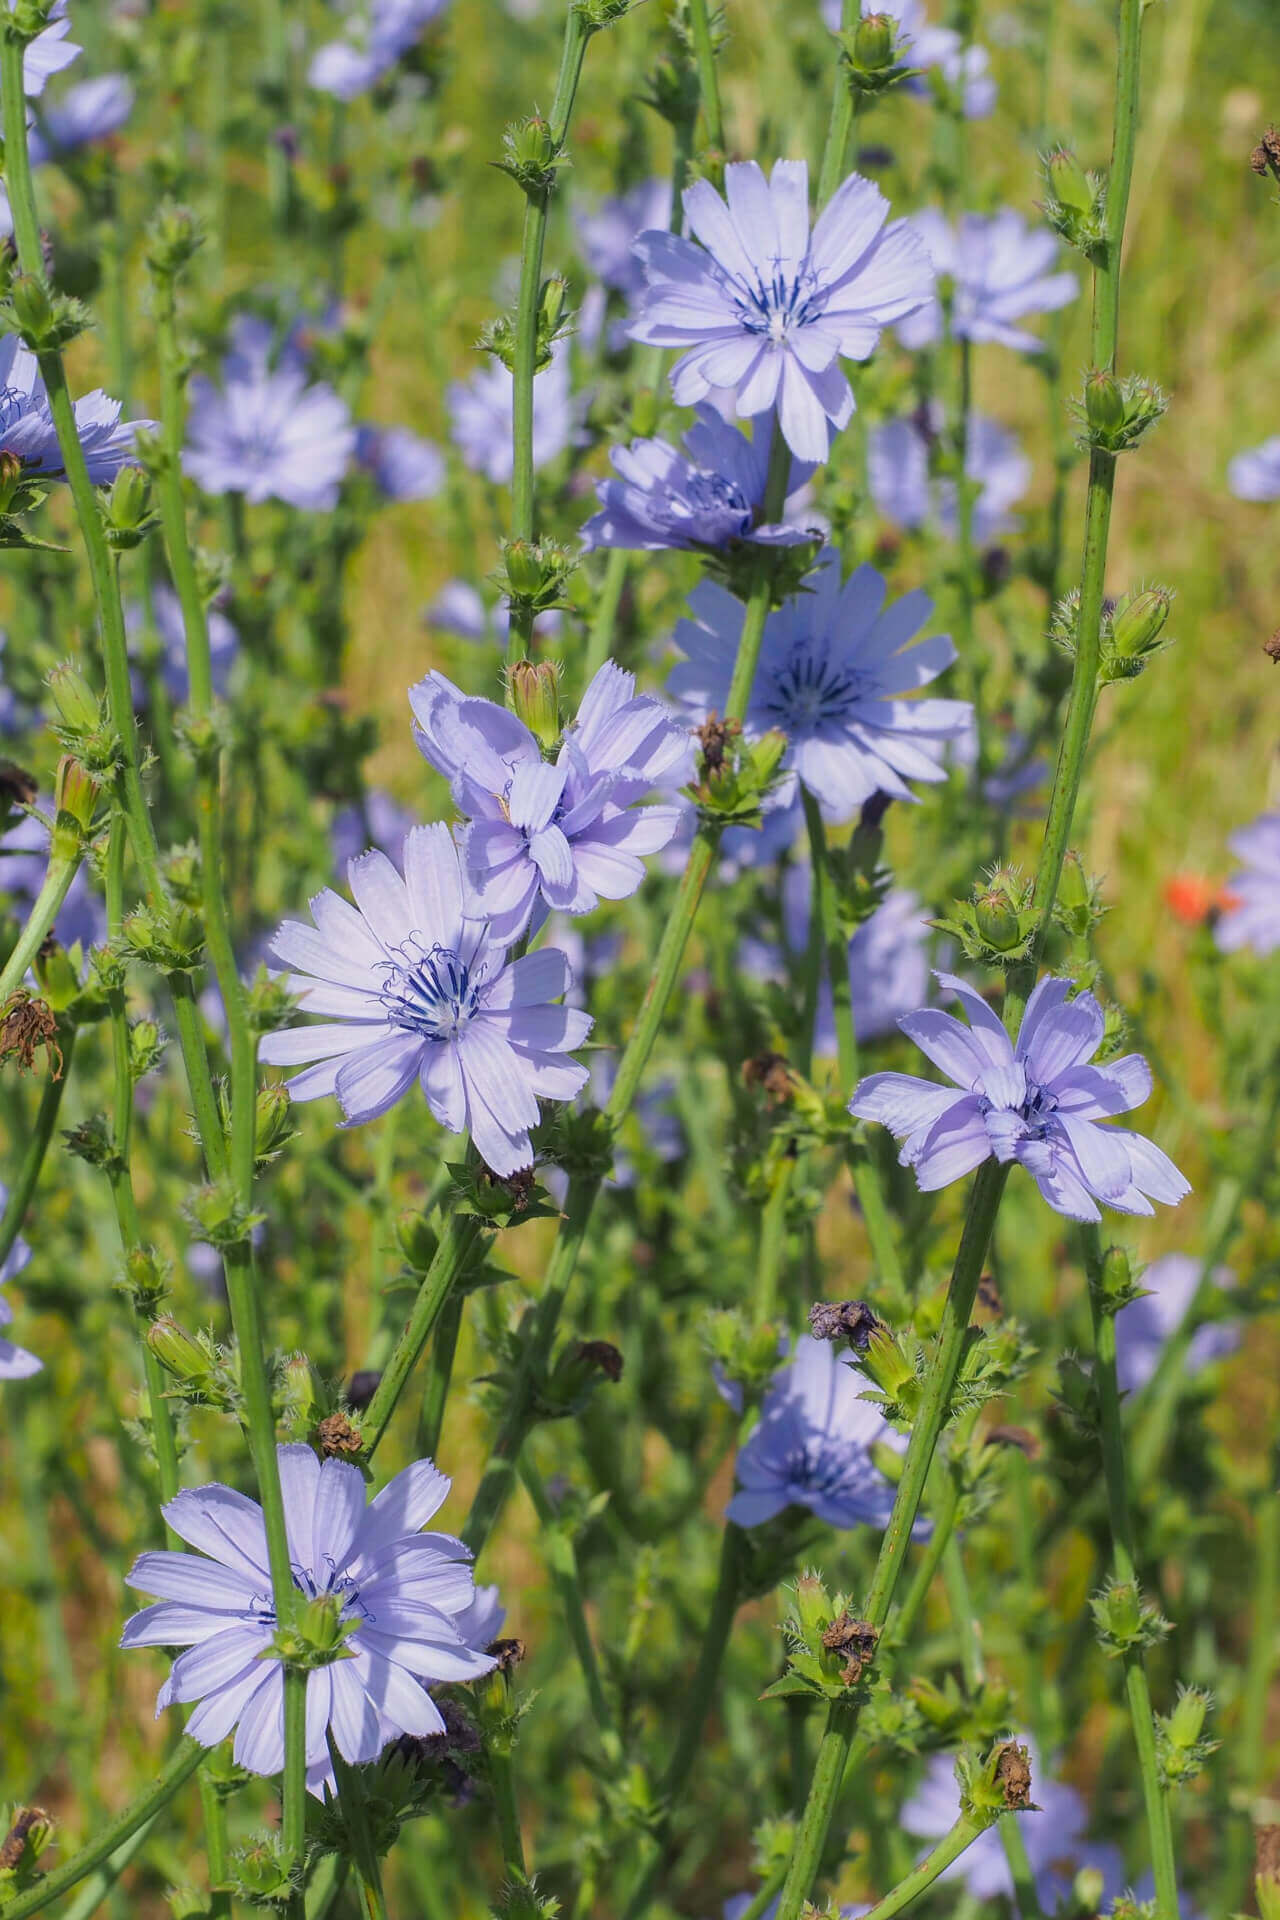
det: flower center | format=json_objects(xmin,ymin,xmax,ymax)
[
  {"xmin": 248, "ymin": 1560, "xmax": 372, "ymax": 1629},
  {"xmin": 760, "ymin": 640, "xmax": 871, "ymax": 734},
  {"xmin": 786, "ymin": 1436, "xmax": 864, "ymax": 1496},
  {"xmin": 684, "ymin": 468, "xmax": 752, "ymax": 533},
  {"xmin": 379, "ymin": 936, "xmax": 481, "ymax": 1040},
  {"xmin": 730, "ymin": 256, "xmax": 823, "ymax": 345}
]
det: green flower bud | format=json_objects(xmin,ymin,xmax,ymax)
[
  {"xmin": 253, "ymin": 1081, "xmax": 297, "ymax": 1168},
  {"xmin": 1044, "ymin": 146, "xmax": 1095, "ymax": 216},
  {"xmin": 8, "ymin": 273, "xmax": 53, "ymax": 341},
  {"xmin": 148, "ymin": 1314, "xmax": 212, "ymax": 1383},
  {"xmin": 395, "ymin": 1209, "xmax": 439, "ymax": 1273},
  {"xmin": 1084, "ymin": 369, "xmax": 1125, "ymax": 441},
  {"xmin": 509, "ymin": 658, "xmax": 561, "ymax": 751},
  {"xmin": 1110, "ymin": 586, "xmax": 1172, "ymax": 660},
  {"xmin": 791, "ymin": 1572, "xmax": 833, "ymax": 1640},
  {"xmin": 47, "ymin": 662, "xmax": 102, "ymax": 738},
  {"xmin": 129, "ymin": 1017, "xmax": 167, "ymax": 1081},
  {"xmin": 852, "ymin": 10, "xmax": 895, "ymax": 69},
  {"xmin": 145, "ymin": 200, "xmax": 203, "ymax": 279},
  {"xmin": 973, "ymin": 888, "xmax": 1023, "ymax": 953},
  {"xmin": 103, "ymin": 464, "xmax": 156, "ymax": 550},
  {"xmin": 1057, "ymin": 848, "xmax": 1090, "ymax": 917}
]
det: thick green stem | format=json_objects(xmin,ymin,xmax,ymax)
[
  {"xmin": 775, "ymin": 1160, "xmax": 1007, "ymax": 1920},
  {"xmin": 198, "ymin": 1774, "xmax": 232, "ymax": 1920},
  {"xmin": 328, "ymin": 1735, "xmax": 390, "ymax": 1920},
  {"xmin": 0, "ymin": 1739, "xmax": 206, "ymax": 1920},
  {"xmin": 361, "ymin": 1214, "xmax": 484, "ymax": 1457},
  {"xmin": 1083, "ymin": 1229, "xmax": 1180, "ymax": 1920},
  {"xmin": 687, "ymin": 0, "xmax": 725, "ymax": 150},
  {"xmin": 861, "ymin": 1813, "xmax": 988, "ymax": 1919},
  {"xmin": 417, "ymin": 1291, "xmax": 464, "ymax": 1460},
  {"xmin": 505, "ymin": 4, "xmax": 592, "ymax": 668},
  {"xmin": 817, "ymin": 1, "xmax": 859, "ymax": 206},
  {"xmin": 0, "ymin": 855, "xmax": 81, "ymax": 1002}
]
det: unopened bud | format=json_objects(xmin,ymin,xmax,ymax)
[
  {"xmin": 1057, "ymin": 848, "xmax": 1090, "ymax": 917},
  {"xmin": 47, "ymin": 661, "xmax": 101, "ymax": 737},
  {"xmin": 147, "ymin": 1314, "xmax": 210, "ymax": 1382},
  {"xmin": 509, "ymin": 658, "xmax": 561, "ymax": 750},
  {"xmin": 973, "ymin": 888, "xmax": 1022, "ymax": 952},
  {"xmin": 52, "ymin": 755, "xmax": 98, "ymax": 858},
  {"xmin": 852, "ymin": 10, "xmax": 894, "ymax": 69},
  {"xmin": 1111, "ymin": 586, "xmax": 1172, "ymax": 660},
  {"xmin": 1084, "ymin": 369, "xmax": 1125, "ymax": 440},
  {"xmin": 8, "ymin": 272, "xmax": 53, "ymax": 341},
  {"xmin": 103, "ymin": 464, "xmax": 154, "ymax": 549},
  {"xmin": 1044, "ymin": 146, "xmax": 1094, "ymax": 215}
]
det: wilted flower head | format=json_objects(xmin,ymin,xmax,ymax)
[
  {"xmin": 29, "ymin": 72, "xmax": 133, "ymax": 163},
  {"xmin": 851, "ymin": 973, "xmax": 1190, "ymax": 1221},
  {"xmin": 1216, "ymin": 814, "xmax": 1280, "ymax": 955},
  {"xmin": 259, "ymin": 822, "xmax": 591, "ymax": 1174},
  {"xmin": 355, "ymin": 424, "xmax": 445, "ymax": 502},
  {"xmin": 667, "ymin": 549, "xmax": 969, "ymax": 820},
  {"xmin": 184, "ymin": 316, "xmax": 356, "ymax": 510},
  {"xmin": 447, "ymin": 338, "xmax": 577, "ymax": 485},
  {"xmin": 127, "ymin": 585, "xmax": 238, "ymax": 705},
  {"xmin": 411, "ymin": 660, "xmax": 689, "ymax": 943},
  {"xmin": 1115, "ymin": 1255, "xmax": 1239, "ymax": 1394},
  {"xmin": 19, "ymin": 1, "xmax": 80, "ymax": 97},
  {"xmin": 821, "ymin": 0, "xmax": 996, "ymax": 117},
  {"xmin": 1227, "ymin": 436, "xmax": 1280, "ymax": 502},
  {"xmin": 574, "ymin": 176, "xmax": 671, "ymax": 302},
  {"xmin": 902, "ymin": 1745, "xmax": 1124, "ymax": 1907},
  {"xmin": 581, "ymin": 404, "xmax": 818, "ymax": 554},
  {"xmin": 868, "ymin": 409, "xmax": 1030, "ymax": 544},
  {"xmin": 309, "ymin": 0, "xmax": 449, "ymax": 99},
  {"xmin": 727, "ymin": 1335, "xmax": 907, "ymax": 1529},
  {"xmin": 897, "ymin": 209, "xmax": 1077, "ymax": 353},
  {"xmin": 122, "ymin": 1446, "xmax": 497, "ymax": 1785},
  {"xmin": 629, "ymin": 158, "xmax": 934, "ymax": 461},
  {"xmin": 0, "ymin": 334, "xmax": 150, "ymax": 484},
  {"xmin": 0, "ymin": 1196, "xmax": 40, "ymax": 1379}
]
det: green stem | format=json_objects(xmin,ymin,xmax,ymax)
[
  {"xmin": 1083, "ymin": 1228, "xmax": 1179, "ymax": 1920},
  {"xmin": 505, "ymin": 3, "xmax": 592, "ymax": 668},
  {"xmin": 0, "ymin": 1025, "xmax": 73, "ymax": 1269},
  {"xmin": 521, "ymin": 1458, "xmax": 620, "ymax": 1758},
  {"xmin": 753, "ymin": 1159, "xmax": 794, "ymax": 1321},
  {"xmin": 361, "ymin": 1214, "xmax": 484, "ymax": 1456},
  {"xmin": 0, "ymin": 1741, "xmax": 206, "ymax": 1920},
  {"xmin": 687, "ymin": 0, "xmax": 725, "ymax": 150},
  {"xmin": 328, "ymin": 1734, "xmax": 390, "ymax": 1920},
  {"xmin": 775, "ymin": 1160, "xmax": 1008, "ymax": 1920},
  {"xmin": 1000, "ymin": 1819, "xmax": 1047, "ymax": 1920},
  {"xmin": 860, "ymin": 1813, "xmax": 988, "ymax": 1919},
  {"xmin": 817, "ymin": 0, "xmax": 859, "ymax": 206},
  {"xmin": 59, "ymin": 1815, "xmax": 158, "ymax": 1920},
  {"xmin": 0, "ymin": 855, "xmax": 80, "ymax": 1002},
  {"xmin": 417, "ymin": 1291, "xmax": 464, "ymax": 1460},
  {"xmin": 1222, "ymin": 1465, "xmax": 1280, "ymax": 1906},
  {"xmin": 801, "ymin": 788, "xmax": 902, "ymax": 1293},
  {"xmin": 489, "ymin": 1744, "xmax": 527, "ymax": 1879},
  {"xmin": 941, "ymin": 1534, "xmax": 982, "ymax": 1693},
  {"xmin": 198, "ymin": 1774, "xmax": 232, "ymax": 1920}
]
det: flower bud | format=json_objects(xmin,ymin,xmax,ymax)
[
  {"xmin": 8, "ymin": 272, "xmax": 53, "ymax": 340},
  {"xmin": 1044, "ymin": 146, "xmax": 1095, "ymax": 216},
  {"xmin": 395, "ymin": 1209, "xmax": 439, "ymax": 1273},
  {"xmin": 509, "ymin": 658, "xmax": 561, "ymax": 751},
  {"xmin": 145, "ymin": 200, "xmax": 203, "ymax": 279},
  {"xmin": 1057, "ymin": 848, "xmax": 1090, "ymax": 918},
  {"xmin": 103, "ymin": 464, "xmax": 155, "ymax": 550},
  {"xmin": 791, "ymin": 1572, "xmax": 833, "ymax": 1640},
  {"xmin": 852, "ymin": 11, "xmax": 895, "ymax": 69},
  {"xmin": 1084, "ymin": 369, "xmax": 1125, "ymax": 441},
  {"xmin": 1110, "ymin": 586, "xmax": 1172, "ymax": 660},
  {"xmin": 147, "ymin": 1314, "xmax": 211, "ymax": 1383},
  {"xmin": 47, "ymin": 661, "xmax": 102, "ymax": 738},
  {"xmin": 748, "ymin": 728, "xmax": 788, "ymax": 791},
  {"xmin": 129, "ymin": 1017, "xmax": 166, "ymax": 1081},
  {"xmin": 973, "ymin": 888, "xmax": 1023, "ymax": 953}
]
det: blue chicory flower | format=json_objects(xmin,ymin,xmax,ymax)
[
  {"xmin": 0, "ymin": 1196, "xmax": 40, "ymax": 1379},
  {"xmin": 1215, "ymin": 813, "xmax": 1280, "ymax": 954},
  {"xmin": 896, "ymin": 208, "xmax": 1077, "ymax": 353},
  {"xmin": 667, "ymin": 548, "xmax": 970, "ymax": 820},
  {"xmin": 28, "ymin": 72, "xmax": 132, "ymax": 162},
  {"xmin": 727, "ymin": 1335, "xmax": 907, "ymax": 1529},
  {"xmin": 901, "ymin": 1745, "xmax": 1125, "ymax": 1908},
  {"xmin": 850, "ymin": 972, "xmax": 1190, "ymax": 1221},
  {"xmin": 822, "ymin": 0, "xmax": 996, "ymax": 117},
  {"xmin": 447, "ymin": 337, "xmax": 577, "ymax": 485},
  {"xmin": 0, "ymin": 333, "xmax": 150, "ymax": 484},
  {"xmin": 1114, "ymin": 1254, "xmax": 1239, "ymax": 1394},
  {"xmin": 122, "ymin": 1445, "xmax": 497, "ymax": 1784},
  {"xmin": 868, "ymin": 408, "xmax": 1031, "ymax": 544},
  {"xmin": 575, "ymin": 176, "xmax": 671, "ymax": 303},
  {"xmin": 410, "ymin": 659, "xmax": 690, "ymax": 943},
  {"xmin": 1228, "ymin": 437, "xmax": 1280, "ymax": 502},
  {"xmin": 308, "ymin": 0, "xmax": 449, "ymax": 99},
  {"xmin": 355, "ymin": 423, "xmax": 445, "ymax": 502},
  {"xmin": 628, "ymin": 158, "xmax": 934, "ymax": 462},
  {"xmin": 258, "ymin": 822, "xmax": 592, "ymax": 1175},
  {"xmin": 581, "ymin": 404, "xmax": 819, "ymax": 553},
  {"xmin": 184, "ymin": 316, "xmax": 357, "ymax": 510},
  {"xmin": 330, "ymin": 789, "xmax": 418, "ymax": 871}
]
